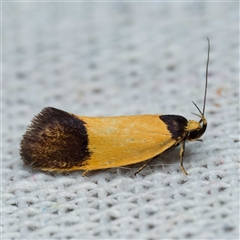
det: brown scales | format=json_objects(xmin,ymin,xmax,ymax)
[{"xmin": 20, "ymin": 107, "xmax": 91, "ymax": 171}]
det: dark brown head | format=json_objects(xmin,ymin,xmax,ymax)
[
  {"xmin": 160, "ymin": 113, "xmax": 207, "ymax": 142},
  {"xmin": 185, "ymin": 116, "xmax": 207, "ymax": 141}
]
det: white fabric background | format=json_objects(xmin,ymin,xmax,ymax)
[{"xmin": 2, "ymin": 2, "xmax": 239, "ymax": 240}]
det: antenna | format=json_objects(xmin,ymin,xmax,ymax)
[{"xmin": 203, "ymin": 38, "xmax": 210, "ymax": 116}]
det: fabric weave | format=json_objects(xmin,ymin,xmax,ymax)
[{"xmin": 3, "ymin": 2, "xmax": 239, "ymax": 239}]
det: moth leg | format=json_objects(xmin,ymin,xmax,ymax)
[
  {"xmin": 134, "ymin": 156, "xmax": 159, "ymax": 175},
  {"xmin": 180, "ymin": 141, "xmax": 188, "ymax": 175},
  {"xmin": 82, "ymin": 170, "xmax": 90, "ymax": 177}
]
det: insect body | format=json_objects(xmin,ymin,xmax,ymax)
[{"xmin": 20, "ymin": 39, "xmax": 210, "ymax": 176}]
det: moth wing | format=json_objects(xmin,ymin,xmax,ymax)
[{"xmin": 80, "ymin": 115, "xmax": 176, "ymax": 170}]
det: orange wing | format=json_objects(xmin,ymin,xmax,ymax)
[{"xmin": 78, "ymin": 115, "xmax": 176, "ymax": 170}]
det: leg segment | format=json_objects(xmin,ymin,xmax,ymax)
[{"xmin": 180, "ymin": 141, "xmax": 188, "ymax": 175}]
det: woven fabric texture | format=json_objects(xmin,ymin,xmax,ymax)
[{"xmin": 2, "ymin": 2, "xmax": 239, "ymax": 239}]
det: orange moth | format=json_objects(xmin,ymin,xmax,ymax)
[{"xmin": 20, "ymin": 39, "xmax": 210, "ymax": 176}]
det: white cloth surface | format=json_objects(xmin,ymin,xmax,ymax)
[{"xmin": 2, "ymin": 2, "xmax": 239, "ymax": 239}]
